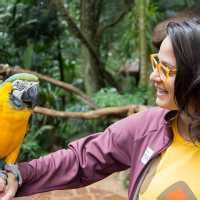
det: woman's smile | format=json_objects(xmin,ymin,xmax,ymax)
[{"xmin": 156, "ymin": 87, "xmax": 168, "ymax": 97}]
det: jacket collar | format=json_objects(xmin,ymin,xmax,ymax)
[{"xmin": 164, "ymin": 110, "xmax": 178, "ymax": 123}]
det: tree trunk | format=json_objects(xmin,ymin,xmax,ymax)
[
  {"xmin": 80, "ymin": 0, "xmax": 106, "ymax": 95},
  {"xmin": 57, "ymin": 40, "xmax": 66, "ymax": 107},
  {"xmin": 22, "ymin": 41, "xmax": 34, "ymax": 68},
  {"xmin": 138, "ymin": 0, "xmax": 148, "ymax": 87},
  {"xmin": 50, "ymin": 0, "xmax": 132, "ymax": 95}
]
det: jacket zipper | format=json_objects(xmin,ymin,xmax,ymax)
[{"xmin": 131, "ymin": 140, "xmax": 172, "ymax": 200}]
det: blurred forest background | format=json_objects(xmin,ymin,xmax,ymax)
[{"xmin": 0, "ymin": 0, "xmax": 199, "ymax": 161}]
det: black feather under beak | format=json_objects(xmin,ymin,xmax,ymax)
[{"xmin": 21, "ymin": 84, "xmax": 39, "ymax": 108}]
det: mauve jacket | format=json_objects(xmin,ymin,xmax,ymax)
[{"xmin": 16, "ymin": 107, "xmax": 174, "ymax": 200}]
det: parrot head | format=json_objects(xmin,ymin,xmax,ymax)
[{"xmin": 4, "ymin": 73, "xmax": 39, "ymax": 109}]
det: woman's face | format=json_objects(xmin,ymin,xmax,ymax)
[{"xmin": 150, "ymin": 36, "xmax": 178, "ymax": 110}]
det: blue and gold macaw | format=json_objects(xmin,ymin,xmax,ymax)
[{"xmin": 0, "ymin": 73, "xmax": 39, "ymax": 167}]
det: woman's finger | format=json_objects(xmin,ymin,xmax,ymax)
[
  {"xmin": 0, "ymin": 188, "xmax": 15, "ymax": 200},
  {"xmin": 0, "ymin": 178, "xmax": 6, "ymax": 193}
]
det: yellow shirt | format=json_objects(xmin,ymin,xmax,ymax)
[{"xmin": 138, "ymin": 117, "xmax": 200, "ymax": 200}]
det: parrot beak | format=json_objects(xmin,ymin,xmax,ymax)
[{"xmin": 21, "ymin": 84, "xmax": 39, "ymax": 108}]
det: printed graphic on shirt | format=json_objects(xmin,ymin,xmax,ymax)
[{"xmin": 157, "ymin": 181, "xmax": 197, "ymax": 200}]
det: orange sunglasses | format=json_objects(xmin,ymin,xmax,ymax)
[{"xmin": 150, "ymin": 53, "xmax": 176, "ymax": 81}]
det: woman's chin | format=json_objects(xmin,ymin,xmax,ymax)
[
  {"xmin": 156, "ymin": 97, "xmax": 177, "ymax": 110},
  {"xmin": 156, "ymin": 97, "xmax": 170, "ymax": 109}
]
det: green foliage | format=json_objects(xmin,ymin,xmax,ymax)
[
  {"xmin": 57, "ymin": 100, "xmax": 115, "ymax": 144},
  {"xmin": 20, "ymin": 120, "xmax": 53, "ymax": 161},
  {"xmin": 100, "ymin": 0, "xmax": 127, "ymax": 25},
  {"xmin": 93, "ymin": 87, "xmax": 146, "ymax": 107},
  {"xmin": 103, "ymin": 0, "xmax": 163, "ymax": 75},
  {"xmin": 0, "ymin": 0, "xmax": 199, "ymax": 160},
  {"xmin": 159, "ymin": 0, "xmax": 200, "ymax": 12},
  {"xmin": 8, "ymin": 1, "xmax": 63, "ymax": 46}
]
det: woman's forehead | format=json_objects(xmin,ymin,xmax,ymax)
[{"xmin": 158, "ymin": 36, "xmax": 176, "ymax": 67}]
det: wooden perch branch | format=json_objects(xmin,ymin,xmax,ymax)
[
  {"xmin": 0, "ymin": 64, "xmax": 97, "ymax": 109},
  {"xmin": 34, "ymin": 105, "xmax": 147, "ymax": 119},
  {"xmin": 0, "ymin": 64, "xmax": 148, "ymax": 119}
]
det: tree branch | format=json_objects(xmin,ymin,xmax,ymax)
[
  {"xmin": 97, "ymin": 10, "xmax": 128, "ymax": 37},
  {"xmin": 34, "ymin": 105, "xmax": 147, "ymax": 119},
  {"xmin": 0, "ymin": 64, "xmax": 148, "ymax": 120},
  {"xmin": 0, "ymin": 64, "xmax": 97, "ymax": 109},
  {"xmin": 49, "ymin": 0, "xmax": 119, "ymax": 89},
  {"xmin": 50, "ymin": 0, "xmax": 101, "ymax": 67},
  {"xmin": 97, "ymin": 0, "xmax": 135, "ymax": 37}
]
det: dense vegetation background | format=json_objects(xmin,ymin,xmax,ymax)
[{"xmin": 0, "ymin": 0, "xmax": 199, "ymax": 160}]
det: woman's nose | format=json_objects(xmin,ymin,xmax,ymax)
[{"xmin": 149, "ymin": 69, "xmax": 162, "ymax": 83}]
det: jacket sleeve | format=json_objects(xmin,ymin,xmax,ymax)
[{"xmin": 16, "ymin": 110, "xmax": 150, "ymax": 197}]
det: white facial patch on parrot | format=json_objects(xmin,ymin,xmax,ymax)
[
  {"xmin": 12, "ymin": 80, "xmax": 27, "ymax": 100},
  {"xmin": 11, "ymin": 80, "xmax": 39, "ymax": 108},
  {"xmin": 12, "ymin": 80, "xmax": 38, "ymax": 99}
]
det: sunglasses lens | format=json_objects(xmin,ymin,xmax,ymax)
[
  {"xmin": 159, "ymin": 65, "xmax": 168, "ymax": 80},
  {"xmin": 151, "ymin": 55, "xmax": 169, "ymax": 80}
]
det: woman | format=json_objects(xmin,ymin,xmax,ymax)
[{"xmin": 1, "ymin": 18, "xmax": 200, "ymax": 200}]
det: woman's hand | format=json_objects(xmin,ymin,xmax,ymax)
[
  {"xmin": 0, "ymin": 175, "xmax": 6, "ymax": 197},
  {"xmin": 0, "ymin": 173, "xmax": 18, "ymax": 200}
]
